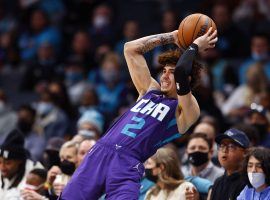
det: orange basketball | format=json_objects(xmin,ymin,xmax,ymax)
[{"xmin": 178, "ymin": 13, "xmax": 217, "ymax": 50}]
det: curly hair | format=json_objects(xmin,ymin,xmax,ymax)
[
  {"xmin": 242, "ymin": 147, "xmax": 270, "ymax": 187},
  {"xmin": 158, "ymin": 50, "xmax": 202, "ymax": 90}
]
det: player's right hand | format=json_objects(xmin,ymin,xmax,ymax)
[{"xmin": 193, "ymin": 27, "xmax": 218, "ymax": 53}]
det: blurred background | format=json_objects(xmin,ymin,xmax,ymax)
[{"xmin": 0, "ymin": 0, "xmax": 270, "ymax": 156}]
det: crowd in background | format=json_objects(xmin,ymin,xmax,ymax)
[{"xmin": 0, "ymin": 0, "xmax": 270, "ymax": 199}]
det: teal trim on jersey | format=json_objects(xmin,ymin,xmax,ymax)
[
  {"xmin": 167, "ymin": 118, "xmax": 177, "ymax": 129},
  {"xmin": 154, "ymin": 133, "xmax": 181, "ymax": 147}
]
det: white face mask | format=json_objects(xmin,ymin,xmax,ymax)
[{"xmin": 248, "ymin": 172, "xmax": 266, "ymax": 189}]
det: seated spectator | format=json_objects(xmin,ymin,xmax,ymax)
[
  {"xmin": 237, "ymin": 147, "xmax": 270, "ymax": 199},
  {"xmin": 0, "ymin": 89, "xmax": 17, "ymax": 144},
  {"xmin": 0, "ymin": 129, "xmax": 43, "ymax": 199},
  {"xmin": 34, "ymin": 90, "xmax": 69, "ymax": 140},
  {"xmin": 238, "ymin": 33, "xmax": 270, "ymax": 84},
  {"xmin": 208, "ymin": 128, "xmax": 250, "ymax": 200},
  {"xmin": 245, "ymin": 103, "xmax": 270, "ymax": 148},
  {"xmin": 18, "ymin": 9, "xmax": 61, "ymax": 61},
  {"xmin": 64, "ymin": 57, "xmax": 89, "ymax": 106},
  {"xmin": 88, "ymin": 52, "xmax": 127, "ymax": 118},
  {"xmin": 77, "ymin": 139, "xmax": 96, "ymax": 165},
  {"xmin": 42, "ymin": 137, "xmax": 64, "ymax": 170},
  {"xmin": 77, "ymin": 110, "xmax": 104, "ymax": 139},
  {"xmin": 47, "ymin": 141, "xmax": 78, "ymax": 197},
  {"xmin": 20, "ymin": 168, "xmax": 48, "ymax": 200},
  {"xmin": 222, "ymin": 63, "xmax": 268, "ymax": 119},
  {"xmin": 77, "ymin": 87, "xmax": 100, "ymax": 115},
  {"xmin": 17, "ymin": 104, "xmax": 46, "ymax": 162},
  {"xmin": 144, "ymin": 147, "xmax": 198, "ymax": 200},
  {"xmin": 20, "ymin": 41, "xmax": 62, "ymax": 91},
  {"xmin": 182, "ymin": 133, "xmax": 223, "ymax": 183}
]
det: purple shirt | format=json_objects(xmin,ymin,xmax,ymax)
[{"xmin": 100, "ymin": 90, "xmax": 181, "ymax": 162}]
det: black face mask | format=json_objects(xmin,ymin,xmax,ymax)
[
  {"xmin": 59, "ymin": 160, "xmax": 76, "ymax": 175},
  {"xmin": 188, "ymin": 151, "xmax": 209, "ymax": 167},
  {"xmin": 145, "ymin": 168, "xmax": 158, "ymax": 183}
]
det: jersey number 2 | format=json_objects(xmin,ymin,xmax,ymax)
[{"xmin": 121, "ymin": 116, "xmax": 145, "ymax": 138}]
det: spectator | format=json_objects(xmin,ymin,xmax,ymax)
[
  {"xmin": 34, "ymin": 90, "xmax": 69, "ymax": 140},
  {"xmin": 88, "ymin": 52, "xmax": 127, "ymax": 118},
  {"xmin": 0, "ymin": 129, "xmax": 43, "ymax": 199},
  {"xmin": 20, "ymin": 41, "xmax": 62, "ymax": 91},
  {"xmin": 144, "ymin": 147, "xmax": 198, "ymax": 200},
  {"xmin": 244, "ymin": 103, "xmax": 270, "ymax": 147},
  {"xmin": 17, "ymin": 104, "xmax": 46, "ymax": 161},
  {"xmin": 18, "ymin": 9, "xmax": 61, "ymax": 61},
  {"xmin": 237, "ymin": 147, "xmax": 270, "ymax": 200},
  {"xmin": 182, "ymin": 133, "xmax": 223, "ymax": 183},
  {"xmin": 49, "ymin": 141, "xmax": 78, "ymax": 197},
  {"xmin": 238, "ymin": 33, "xmax": 270, "ymax": 84},
  {"xmin": 77, "ymin": 110, "xmax": 104, "ymax": 139},
  {"xmin": 20, "ymin": 168, "xmax": 48, "ymax": 200},
  {"xmin": 89, "ymin": 4, "xmax": 114, "ymax": 48},
  {"xmin": 222, "ymin": 63, "xmax": 268, "ymax": 119},
  {"xmin": 77, "ymin": 139, "xmax": 96, "ymax": 165},
  {"xmin": 68, "ymin": 30, "xmax": 94, "ymax": 71},
  {"xmin": 42, "ymin": 137, "xmax": 64, "ymax": 170},
  {"xmin": 208, "ymin": 128, "xmax": 250, "ymax": 200},
  {"xmin": 0, "ymin": 89, "xmax": 17, "ymax": 144},
  {"xmin": 77, "ymin": 87, "xmax": 100, "ymax": 115},
  {"xmin": 64, "ymin": 57, "xmax": 89, "ymax": 106}
]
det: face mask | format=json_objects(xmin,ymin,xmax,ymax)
[
  {"xmin": 101, "ymin": 69, "xmax": 118, "ymax": 83},
  {"xmin": 59, "ymin": 160, "xmax": 76, "ymax": 175},
  {"xmin": 65, "ymin": 71, "xmax": 84, "ymax": 85},
  {"xmin": 36, "ymin": 102, "xmax": 53, "ymax": 116},
  {"xmin": 93, "ymin": 15, "xmax": 109, "ymax": 28},
  {"xmin": 78, "ymin": 129, "xmax": 97, "ymax": 138},
  {"xmin": 23, "ymin": 183, "xmax": 44, "ymax": 191},
  {"xmin": 252, "ymin": 52, "xmax": 268, "ymax": 61},
  {"xmin": 248, "ymin": 172, "xmax": 266, "ymax": 189},
  {"xmin": 145, "ymin": 168, "xmax": 158, "ymax": 183},
  {"xmin": 188, "ymin": 151, "xmax": 209, "ymax": 167}
]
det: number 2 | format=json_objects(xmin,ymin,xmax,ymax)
[{"xmin": 121, "ymin": 116, "xmax": 145, "ymax": 138}]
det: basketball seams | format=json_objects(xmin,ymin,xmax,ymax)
[
  {"xmin": 179, "ymin": 18, "xmax": 187, "ymax": 49},
  {"xmin": 191, "ymin": 14, "xmax": 203, "ymax": 42}
]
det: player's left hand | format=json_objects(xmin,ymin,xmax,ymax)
[{"xmin": 193, "ymin": 27, "xmax": 218, "ymax": 53}]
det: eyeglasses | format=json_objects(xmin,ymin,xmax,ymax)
[{"xmin": 218, "ymin": 143, "xmax": 239, "ymax": 152}]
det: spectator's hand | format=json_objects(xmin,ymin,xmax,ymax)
[
  {"xmin": 185, "ymin": 186, "xmax": 200, "ymax": 200},
  {"xmin": 193, "ymin": 27, "xmax": 218, "ymax": 53},
  {"xmin": 47, "ymin": 166, "xmax": 61, "ymax": 185},
  {"xmin": 21, "ymin": 189, "xmax": 45, "ymax": 200},
  {"xmin": 53, "ymin": 182, "xmax": 65, "ymax": 196}
]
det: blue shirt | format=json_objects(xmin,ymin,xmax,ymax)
[{"xmin": 237, "ymin": 185, "xmax": 270, "ymax": 200}]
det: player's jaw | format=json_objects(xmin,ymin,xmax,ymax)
[{"xmin": 160, "ymin": 66, "xmax": 177, "ymax": 96}]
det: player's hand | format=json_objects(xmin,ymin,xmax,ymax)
[
  {"xmin": 172, "ymin": 30, "xmax": 181, "ymax": 48},
  {"xmin": 193, "ymin": 27, "xmax": 218, "ymax": 53}
]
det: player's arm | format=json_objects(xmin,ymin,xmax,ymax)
[
  {"xmin": 175, "ymin": 28, "xmax": 218, "ymax": 133},
  {"xmin": 124, "ymin": 31, "xmax": 177, "ymax": 98}
]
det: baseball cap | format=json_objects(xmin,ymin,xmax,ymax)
[{"xmin": 215, "ymin": 128, "xmax": 250, "ymax": 148}]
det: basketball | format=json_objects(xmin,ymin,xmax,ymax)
[{"xmin": 178, "ymin": 13, "xmax": 217, "ymax": 50}]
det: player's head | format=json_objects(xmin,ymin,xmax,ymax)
[{"xmin": 158, "ymin": 50, "xmax": 201, "ymax": 96}]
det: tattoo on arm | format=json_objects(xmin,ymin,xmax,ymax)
[{"xmin": 138, "ymin": 33, "xmax": 174, "ymax": 54}]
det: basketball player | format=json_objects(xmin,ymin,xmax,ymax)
[{"xmin": 59, "ymin": 28, "xmax": 217, "ymax": 199}]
